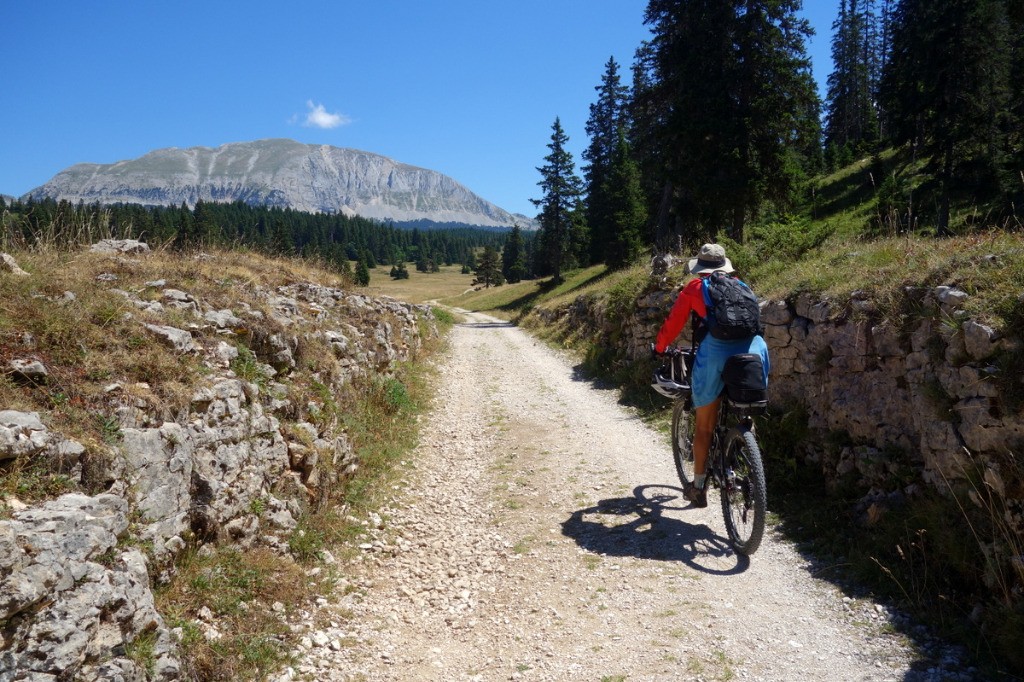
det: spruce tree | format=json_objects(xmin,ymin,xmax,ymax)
[
  {"xmin": 1009, "ymin": 3, "xmax": 1024, "ymax": 204},
  {"xmin": 583, "ymin": 57, "xmax": 630, "ymax": 264},
  {"xmin": 355, "ymin": 258, "xmax": 370, "ymax": 286},
  {"xmin": 173, "ymin": 202, "xmax": 195, "ymax": 251},
  {"xmin": 881, "ymin": 0, "xmax": 1013, "ymax": 232},
  {"xmin": 473, "ymin": 246, "xmax": 504, "ymax": 288},
  {"xmin": 640, "ymin": 0, "xmax": 819, "ymax": 244},
  {"xmin": 193, "ymin": 199, "xmax": 218, "ymax": 247},
  {"xmin": 501, "ymin": 224, "xmax": 527, "ymax": 283},
  {"xmin": 825, "ymin": 0, "xmax": 881, "ymax": 162},
  {"xmin": 604, "ymin": 129, "xmax": 648, "ymax": 269},
  {"xmin": 532, "ymin": 117, "xmax": 584, "ymax": 283}
]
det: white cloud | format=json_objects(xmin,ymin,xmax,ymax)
[{"xmin": 302, "ymin": 100, "xmax": 351, "ymax": 129}]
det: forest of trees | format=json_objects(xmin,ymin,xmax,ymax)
[
  {"xmin": 528, "ymin": 0, "xmax": 1024, "ymax": 279},
  {"xmin": 0, "ymin": 197, "xmax": 508, "ymax": 282}
]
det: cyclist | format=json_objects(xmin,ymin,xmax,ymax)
[{"xmin": 653, "ymin": 243, "xmax": 770, "ymax": 507}]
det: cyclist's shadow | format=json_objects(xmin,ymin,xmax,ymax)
[{"xmin": 561, "ymin": 484, "xmax": 750, "ymax": 575}]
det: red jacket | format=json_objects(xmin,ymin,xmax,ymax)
[{"xmin": 655, "ymin": 276, "xmax": 708, "ymax": 353}]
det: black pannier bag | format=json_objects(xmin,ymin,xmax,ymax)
[{"xmin": 722, "ymin": 353, "xmax": 768, "ymax": 404}]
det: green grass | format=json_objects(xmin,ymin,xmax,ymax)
[
  {"xmin": 156, "ymin": 547, "xmax": 306, "ymax": 680},
  {"xmin": 124, "ymin": 629, "xmax": 158, "ymax": 676},
  {"xmin": 363, "ymin": 262, "xmax": 478, "ymax": 303}
]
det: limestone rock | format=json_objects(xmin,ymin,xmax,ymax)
[
  {"xmin": 8, "ymin": 357, "xmax": 49, "ymax": 383},
  {"xmin": 204, "ymin": 308, "xmax": 243, "ymax": 329},
  {"xmin": 963, "ymin": 320, "xmax": 998, "ymax": 360},
  {"xmin": 0, "ymin": 264, "xmax": 434, "ymax": 677},
  {"xmin": 162, "ymin": 288, "xmax": 199, "ymax": 312},
  {"xmin": 0, "ymin": 410, "xmax": 50, "ymax": 462},
  {"xmin": 26, "ymin": 139, "xmax": 530, "ymax": 229},
  {"xmin": 119, "ymin": 423, "xmax": 194, "ymax": 557},
  {"xmin": 934, "ymin": 285, "xmax": 969, "ymax": 308},
  {"xmin": 145, "ymin": 324, "xmax": 197, "ymax": 353},
  {"xmin": 89, "ymin": 239, "xmax": 151, "ymax": 255},
  {"xmin": 1, "ymin": 252, "xmax": 30, "ymax": 276}
]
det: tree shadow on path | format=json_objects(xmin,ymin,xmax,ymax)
[
  {"xmin": 457, "ymin": 320, "xmax": 516, "ymax": 330},
  {"xmin": 562, "ymin": 483, "xmax": 750, "ymax": 576}
]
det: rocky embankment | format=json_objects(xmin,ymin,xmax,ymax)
[{"xmin": 0, "ymin": 241, "xmax": 435, "ymax": 680}]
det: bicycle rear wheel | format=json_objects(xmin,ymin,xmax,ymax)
[
  {"xmin": 720, "ymin": 426, "xmax": 767, "ymax": 555},
  {"xmin": 671, "ymin": 400, "xmax": 695, "ymax": 487}
]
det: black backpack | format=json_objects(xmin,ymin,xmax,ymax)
[{"xmin": 701, "ymin": 271, "xmax": 762, "ymax": 341}]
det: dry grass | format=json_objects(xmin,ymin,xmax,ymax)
[
  {"xmin": 0, "ymin": 242, "xmax": 452, "ymax": 680},
  {"xmin": 156, "ymin": 546, "xmax": 312, "ymax": 681},
  {"xmin": 363, "ymin": 262, "xmax": 478, "ymax": 303},
  {"xmin": 745, "ymin": 229, "xmax": 1024, "ymax": 331}
]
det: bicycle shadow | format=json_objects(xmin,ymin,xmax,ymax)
[{"xmin": 561, "ymin": 483, "xmax": 750, "ymax": 576}]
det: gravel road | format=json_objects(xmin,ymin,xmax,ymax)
[{"xmin": 280, "ymin": 310, "xmax": 977, "ymax": 682}]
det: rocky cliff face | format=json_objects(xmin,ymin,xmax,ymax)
[
  {"xmin": 0, "ymin": 243, "xmax": 436, "ymax": 679},
  {"xmin": 25, "ymin": 138, "xmax": 533, "ymax": 229}
]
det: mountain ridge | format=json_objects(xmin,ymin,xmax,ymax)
[{"xmin": 24, "ymin": 138, "xmax": 535, "ymax": 229}]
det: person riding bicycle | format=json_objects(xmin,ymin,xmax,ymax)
[{"xmin": 653, "ymin": 243, "xmax": 770, "ymax": 507}]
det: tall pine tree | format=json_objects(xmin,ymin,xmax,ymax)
[
  {"xmin": 824, "ymin": 0, "xmax": 881, "ymax": 163},
  {"xmin": 583, "ymin": 57, "xmax": 631, "ymax": 265},
  {"xmin": 532, "ymin": 117, "xmax": 584, "ymax": 283},
  {"xmin": 501, "ymin": 224, "xmax": 527, "ymax": 283},
  {"xmin": 604, "ymin": 129, "xmax": 648, "ymax": 269},
  {"xmin": 474, "ymin": 246, "xmax": 504, "ymax": 288},
  {"xmin": 640, "ymin": 0, "xmax": 820, "ymax": 245},
  {"xmin": 881, "ymin": 0, "xmax": 1013, "ymax": 233},
  {"xmin": 1009, "ymin": 3, "xmax": 1024, "ymax": 207}
]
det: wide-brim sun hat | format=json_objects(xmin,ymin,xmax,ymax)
[{"xmin": 688, "ymin": 243, "xmax": 734, "ymax": 275}]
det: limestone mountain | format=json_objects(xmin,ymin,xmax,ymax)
[{"xmin": 25, "ymin": 138, "xmax": 535, "ymax": 229}]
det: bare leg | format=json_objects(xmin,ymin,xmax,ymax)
[{"xmin": 692, "ymin": 397, "xmax": 722, "ymax": 480}]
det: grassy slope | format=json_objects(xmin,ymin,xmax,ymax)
[{"xmin": 740, "ymin": 151, "xmax": 1024, "ymax": 331}]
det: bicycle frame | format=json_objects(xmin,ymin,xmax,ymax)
[{"xmin": 706, "ymin": 407, "xmax": 754, "ymax": 492}]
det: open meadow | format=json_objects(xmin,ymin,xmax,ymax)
[{"xmin": 360, "ymin": 263, "xmax": 479, "ymax": 304}]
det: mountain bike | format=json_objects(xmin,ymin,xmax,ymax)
[{"xmin": 652, "ymin": 346, "xmax": 768, "ymax": 556}]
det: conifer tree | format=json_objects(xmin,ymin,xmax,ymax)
[
  {"xmin": 1009, "ymin": 4, "xmax": 1024, "ymax": 200},
  {"xmin": 825, "ymin": 0, "xmax": 881, "ymax": 164},
  {"xmin": 532, "ymin": 117, "xmax": 584, "ymax": 283},
  {"xmin": 173, "ymin": 202, "xmax": 195, "ymax": 251},
  {"xmin": 583, "ymin": 57, "xmax": 631, "ymax": 264},
  {"xmin": 640, "ymin": 0, "xmax": 819, "ymax": 244},
  {"xmin": 390, "ymin": 262, "xmax": 409, "ymax": 279},
  {"xmin": 501, "ymin": 224, "xmax": 527, "ymax": 283},
  {"xmin": 604, "ymin": 129, "xmax": 648, "ymax": 269},
  {"xmin": 355, "ymin": 258, "xmax": 370, "ymax": 286},
  {"xmin": 881, "ymin": 0, "xmax": 1013, "ymax": 232},
  {"xmin": 193, "ymin": 199, "xmax": 218, "ymax": 247},
  {"xmin": 473, "ymin": 245, "xmax": 504, "ymax": 288}
]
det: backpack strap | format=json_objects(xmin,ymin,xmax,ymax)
[{"xmin": 690, "ymin": 311, "xmax": 707, "ymax": 346}]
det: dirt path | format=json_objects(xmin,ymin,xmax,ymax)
[{"xmin": 280, "ymin": 311, "xmax": 974, "ymax": 682}]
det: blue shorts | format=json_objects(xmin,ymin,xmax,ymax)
[{"xmin": 691, "ymin": 335, "xmax": 770, "ymax": 408}]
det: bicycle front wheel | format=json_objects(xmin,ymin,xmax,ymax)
[
  {"xmin": 720, "ymin": 426, "xmax": 767, "ymax": 555},
  {"xmin": 671, "ymin": 400, "xmax": 695, "ymax": 487}
]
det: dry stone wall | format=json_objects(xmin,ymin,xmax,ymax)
[{"xmin": 0, "ymin": 245, "xmax": 436, "ymax": 680}]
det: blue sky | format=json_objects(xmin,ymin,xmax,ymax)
[{"xmin": 1, "ymin": 1, "xmax": 838, "ymax": 218}]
